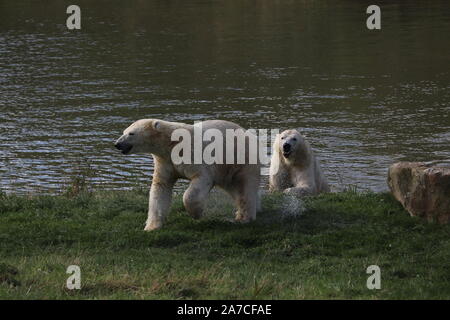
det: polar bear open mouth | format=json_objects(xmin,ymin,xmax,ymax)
[{"xmin": 283, "ymin": 151, "xmax": 291, "ymax": 158}]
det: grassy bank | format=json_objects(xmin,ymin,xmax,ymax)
[{"xmin": 0, "ymin": 189, "xmax": 449, "ymax": 299}]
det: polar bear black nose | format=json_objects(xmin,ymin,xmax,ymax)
[
  {"xmin": 114, "ymin": 142, "xmax": 133, "ymax": 154},
  {"xmin": 283, "ymin": 143, "xmax": 291, "ymax": 152}
]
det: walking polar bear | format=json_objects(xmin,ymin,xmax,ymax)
[
  {"xmin": 115, "ymin": 119, "xmax": 261, "ymax": 231},
  {"xmin": 269, "ymin": 129, "xmax": 330, "ymax": 196}
]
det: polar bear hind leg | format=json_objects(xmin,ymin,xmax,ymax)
[
  {"xmin": 226, "ymin": 171, "xmax": 259, "ymax": 222},
  {"xmin": 183, "ymin": 176, "xmax": 214, "ymax": 219}
]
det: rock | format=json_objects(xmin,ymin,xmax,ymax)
[{"xmin": 388, "ymin": 162, "xmax": 450, "ymax": 224}]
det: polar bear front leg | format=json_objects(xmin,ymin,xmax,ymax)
[
  {"xmin": 269, "ymin": 162, "xmax": 290, "ymax": 192},
  {"xmin": 144, "ymin": 181, "xmax": 175, "ymax": 231},
  {"xmin": 183, "ymin": 177, "xmax": 213, "ymax": 219}
]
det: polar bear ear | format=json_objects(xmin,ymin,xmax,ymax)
[
  {"xmin": 153, "ymin": 120, "xmax": 162, "ymax": 131},
  {"xmin": 293, "ymin": 128, "xmax": 304, "ymax": 138},
  {"xmin": 152, "ymin": 120, "xmax": 176, "ymax": 135}
]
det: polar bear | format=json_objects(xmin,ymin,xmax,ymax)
[
  {"xmin": 114, "ymin": 119, "xmax": 261, "ymax": 231},
  {"xmin": 269, "ymin": 129, "xmax": 330, "ymax": 197}
]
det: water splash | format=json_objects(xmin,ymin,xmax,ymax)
[{"xmin": 279, "ymin": 193, "xmax": 306, "ymax": 217}]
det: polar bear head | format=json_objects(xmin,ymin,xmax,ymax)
[
  {"xmin": 114, "ymin": 119, "xmax": 179, "ymax": 155},
  {"xmin": 275, "ymin": 129, "xmax": 311, "ymax": 166}
]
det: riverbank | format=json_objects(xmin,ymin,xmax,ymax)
[{"xmin": 1, "ymin": 189, "xmax": 449, "ymax": 299}]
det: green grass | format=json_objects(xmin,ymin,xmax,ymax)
[{"xmin": 0, "ymin": 189, "xmax": 449, "ymax": 299}]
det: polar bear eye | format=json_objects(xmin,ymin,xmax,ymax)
[
  {"xmin": 281, "ymin": 137, "xmax": 285, "ymax": 140},
  {"xmin": 129, "ymin": 132, "xmax": 135, "ymax": 136},
  {"xmin": 292, "ymin": 138, "xmax": 297, "ymax": 141}
]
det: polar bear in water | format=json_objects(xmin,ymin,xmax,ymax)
[{"xmin": 269, "ymin": 129, "xmax": 330, "ymax": 197}]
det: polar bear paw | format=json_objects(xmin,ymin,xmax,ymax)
[
  {"xmin": 144, "ymin": 221, "xmax": 162, "ymax": 231},
  {"xmin": 234, "ymin": 211, "xmax": 255, "ymax": 223}
]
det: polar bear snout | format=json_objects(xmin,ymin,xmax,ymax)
[
  {"xmin": 114, "ymin": 140, "xmax": 133, "ymax": 155},
  {"xmin": 282, "ymin": 143, "xmax": 292, "ymax": 158}
]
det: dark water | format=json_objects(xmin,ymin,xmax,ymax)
[{"xmin": 1, "ymin": 0, "xmax": 449, "ymax": 194}]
